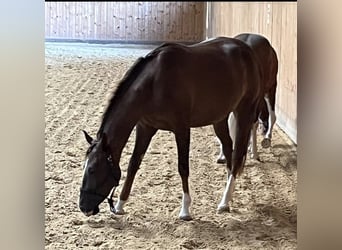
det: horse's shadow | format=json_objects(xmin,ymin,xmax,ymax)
[
  {"xmin": 262, "ymin": 143, "xmax": 297, "ymax": 171},
  {"xmin": 272, "ymin": 143, "xmax": 296, "ymax": 151},
  {"xmin": 190, "ymin": 206, "xmax": 296, "ymax": 246},
  {"xmin": 99, "ymin": 203, "xmax": 296, "ymax": 248}
]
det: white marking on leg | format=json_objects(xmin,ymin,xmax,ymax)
[
  {"xmin": 250, "ymin": 122, "xmax": 259, "ymax": 160},
  {"xmin": 179, "ymin": 192, "xmax": 192, "ymax": 220},
  {"xmin": 228, "ymin": 112, "xmax": 236, "ymax": 149},
  {"xmin": 217, "ymin": 174, "xmax": 236, "ymax": 212},
  {"xmin": 114, "ymin": 199, "xmax": 126, "ymax": 215},
  {"xmin": 216, "ymin": 136, "xmax": 226, "ymax": 163},
  {"xmin": 248, "ymin": 135, "xmax": 252, "ymax": 153},
  {"xmin": 264, "ymin": 97, "xmax": 276, "ymax": 140},
  {"xmin": 266, "ymin": 110, "xmax": 276, "ymax": 139}
]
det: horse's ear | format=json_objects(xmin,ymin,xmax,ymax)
[{"xmin": 83, "ymin": 130, "xmax": 93, "ymax": 145}]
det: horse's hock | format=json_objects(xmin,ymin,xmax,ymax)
[{"xmin": 45, "ymin": 43, "xmax": 297, "ymax": 249}]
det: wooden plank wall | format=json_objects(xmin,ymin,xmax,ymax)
[
  {"xmin": 45, "ymin": 2, "xmax": 205, "ymax": 43},
  {"xmin": 208, "ymin": 2, "xmax": 297, "ymax": 143}
]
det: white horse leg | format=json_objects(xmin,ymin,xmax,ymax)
[
  {"xmin": 261, "ymin": 97, "xmax": 276, "ymax": 148},
  {"xmin": 216, "ymin": 136, "xmax": 226, "ymax": 163},
  {"xmin": 217, "ymin": 155, "xmax": 246, "ymax": 213},
  {"xmin": 228, "ymin": 112, "xmax": 236, "ymax": 147},
  {"xmin": 179, "ymin": 192, "xmax": 192, "ymax": 220},
  {"xmin": 217, "ymin": 173, "xmax": 236, "ymax": 213},
  {"xmin": 114, "ymin": 199, "xmax": 127, "ymax": 214},
  {"xmin": 250, "ymin": 121, "xmax": 260, "ymax": 160}
]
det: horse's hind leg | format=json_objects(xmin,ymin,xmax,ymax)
[
  {"xmin": 216, "ymin": 138, "xmax": 226, "ymax": 164},
  {"xmin": 213, "ymin": 119, "xmax": 235, "ymax": 213},
  {"xmin": 249, "ymin": 98, "xmax": 267, "ymax": 160},
  {"xmin": 261, "ymin": 83, "xmax": 277, "ymax": 148},
  {"xmin": 217, "ymin": 108, "xmax": 255, "ymax": 213},
  {"xmin": 214, "ymin": 117, "xmax": 233, "ymax": 169},
  {"xmin": 114, "ymin": 123, "xmax": 157, "ymax": 214},
  {"xmin": 217, "ymin": 112, "xmax": 236, "ymax": 164},
  {"xmin": 175, "ymin": 128, "xmax": 192, "ymax": 220},
  {"xmin": 250, "ymin": 121, "xmax": 260, "ymax": 161},
  {"xmin": 232, "ymin": 107, "xmax": 256, "ymax": 177}
]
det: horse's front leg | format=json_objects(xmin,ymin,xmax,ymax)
[
  {"xmin": 175, "ymin": 129, "xmax": 192, "ymax": 221},
  {"xmin": 114, "ymin": 123, "xmax": 156, "ymax": 214}
]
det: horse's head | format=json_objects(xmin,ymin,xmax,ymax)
[{"xmin": 79, "ymin": 131, "xmax": 121, "ymax": 216}]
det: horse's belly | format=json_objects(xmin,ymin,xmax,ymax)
[
  {"xmin": 141, "ymin": 102, "xmax": 233, "ymax": 130},
  {"xmin": 189, "ymin": 108, "xmax": 233, "ymax": 127}
]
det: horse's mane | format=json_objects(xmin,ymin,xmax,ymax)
[{"xmin": 97, "ymin": 44, "xmax": 172, "ymax": 138}]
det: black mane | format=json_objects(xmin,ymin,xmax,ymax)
[{"xmin": 96, "ymin": 49, "xmax": 162, "ymax": 138}]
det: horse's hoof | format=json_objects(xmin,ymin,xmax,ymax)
[
  {"xmin": 110, "ymin": 207, "xmax": 116, "ymax": 214},
  {"xmin": 113, "ymin": 208, "xmax": 125, "ymax": 215},
  {"xmin": 251, "ymin": 153, "xmax": 260, "ymax": 162},
  {"xmin": 217, "ymin": 158, "xmax": 227, "ymax": 164},
  {"xmin": 179, "ymin": 214, "xmax": 193, "ymax": 221},
  {"xmin": 261, "ymin": 138, "xmax": 271, "ymax": 148},
  {"xmin": 217, "ymin": 205, "xmax": 230, "ymax": 214}
]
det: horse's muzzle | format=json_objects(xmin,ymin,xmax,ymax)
[
  {"xmin": 79, "ymin": 189, "xmax": 105, "ymax": 216},
  {"xmin": 81, "ymin": 206, "xmax": 100, "ymax": 216}
]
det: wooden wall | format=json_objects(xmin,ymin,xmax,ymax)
[
  {"xmin": 45, "ymin": 2, "xmax": 296, "ymax": 142},
  {"xmin": 45, "ymin": 2, "xmax": 205, "ymax": 43},
  {"xmin": 208, "ymin": 2, "xmax": 297, "ymax": 143}
]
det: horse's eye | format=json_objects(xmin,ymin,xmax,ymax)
[{"xmin": 88, "ymin": 167, "xmax": 95, "ymax": 174}]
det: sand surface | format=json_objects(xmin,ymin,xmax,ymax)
[{"xmin": 45, "ymin": 42, "xmax": 297, "ymax": 249}]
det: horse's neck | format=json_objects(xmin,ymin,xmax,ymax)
[
  {"xmin": 101, "ymin": 97, "xmax": 142, "ymax": 162},
  {"xmin": 100, "ymin": 59, "xmax": 152, "ymax": 161}
]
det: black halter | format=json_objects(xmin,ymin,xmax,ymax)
[
  {"xmin": 80, "ymin": 155, "xmax": 117, "ymax": 213},
  {"xmin": 105, "ymin": 155, "xmax": 117, "ymax": 213}
]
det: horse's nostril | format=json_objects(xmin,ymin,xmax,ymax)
[{"xmin": 84, "ymin": 211, "xmax": 93, "ymax": 216}]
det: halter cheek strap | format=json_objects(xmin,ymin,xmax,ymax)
[
  {"xmin": 106, "ymin": 155, "xmax": 119, "ymax": 213},
  {"xmin": 81, "ymin": 154, "xmax": 118, "ymax": 212}
]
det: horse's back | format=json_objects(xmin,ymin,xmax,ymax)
[
  {"xmin": 152, "ymin": 37, "xmax": 260, "ymax": 88},
  {"xmin": 235, "ymin": 33, "xmax": 278, "ymax": 92},
  {"xmin": 141, "ymin": 37, "xmax": 262, "ymax": 128},
  {"xmin": 152, "ymin": 37, "xmax": 261, "ymax": 100}
]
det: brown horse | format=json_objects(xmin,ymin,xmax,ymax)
[
  {"xmin": 79, "ymin": 37, "xmax": 263, "ymax": 220},
  {"xmin": 217, "ymin": 33, "xmax": 278, "ymax": 162}
]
